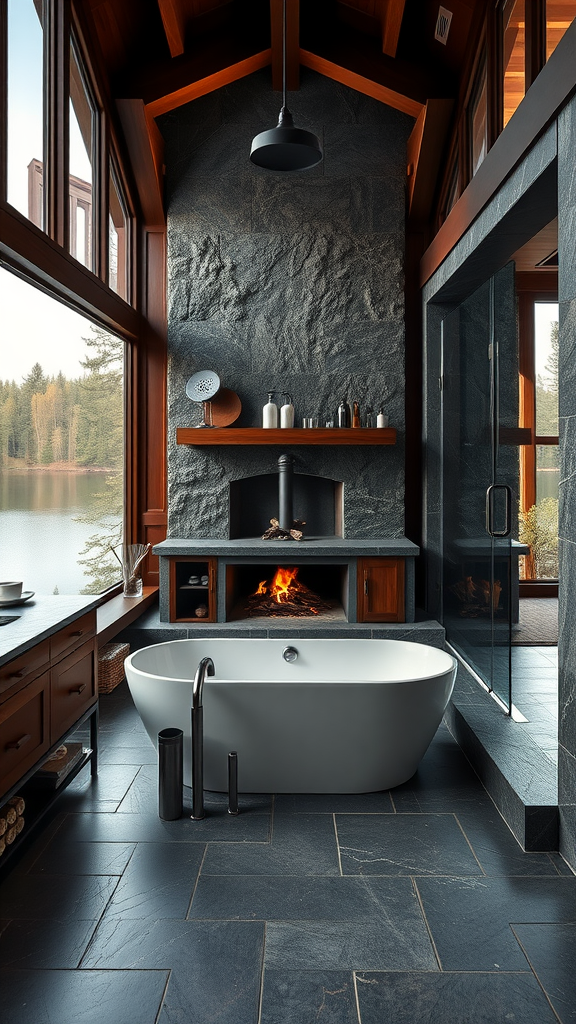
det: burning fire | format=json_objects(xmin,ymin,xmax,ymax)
[{"xmin": 253, "ymin": 567, "xmax": 302, "ymax": 605}]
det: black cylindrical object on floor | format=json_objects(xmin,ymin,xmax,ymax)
[
  {"xmin": 158, "ymin": 728, "xmax": 183, "ymax": 820},
  {"xmin": 228, "ymin": 751, "xmax": 239, "ymax": 815}
]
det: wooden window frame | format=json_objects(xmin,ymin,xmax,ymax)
[
  {"xmin": 0, "ymin": 0, "xmax": 167, "ymax": 596},
  {"xmin": 517, "ymin": 276, "xmax": 559, "ymax": 590}
]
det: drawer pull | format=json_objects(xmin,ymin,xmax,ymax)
[
  {"xmin": 70, "ymin": 630, "xmax": 84, "ymax": 637},
  {"xmin": 69, "ymin": 683, "xmax": 87, "ymax": 695},
  {"xmin": 364, "ymin": 575, "xmax": 369, "ymax": 596},
  {"xmin": 6, "ymin": 733, "xmax": 31, "ymax": 751},
  {"xmin": 7, "ymin": 671, "xmax": 25, "ymax": 682}
]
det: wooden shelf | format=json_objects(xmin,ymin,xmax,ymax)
[{"xmin": 176, "ymin": 427, "xmax": 397, "ymax": 446}]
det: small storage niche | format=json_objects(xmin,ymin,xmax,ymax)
[
  {"xmin": 229, "ymin": 472, "xmax": 343, "ymax": 539},
  {"xmin": 170, "ymin": 558, "xmax": 216, "ymax": 622}
]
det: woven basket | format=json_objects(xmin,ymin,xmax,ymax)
[{"xmin": 98, "ymin": 641, "xmax": 130, "ymax": 694}]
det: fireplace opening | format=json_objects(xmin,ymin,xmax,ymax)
[{"xmin": 226, "ymin": 564, "xmax": 348, "ymax": 621}]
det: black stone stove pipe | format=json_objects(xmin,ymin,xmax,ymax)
[{"xmin": 278, "ymin": 454, "xmax": 294, "ymax": 532}]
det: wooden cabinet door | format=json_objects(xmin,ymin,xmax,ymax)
[
  {"xmin": 357, "ymin": 558, "xmax": 405, "ymax": 623},
  {"xmin": 0, "ymin": 670, "xmax": 51, "ymax": 799},
  {"xmin": 50, "ymin": 641, "xmax": 97, "ymax": 742}
]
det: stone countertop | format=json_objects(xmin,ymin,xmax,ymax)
[
  {"xmin": 0, "ymin": 595, "xmax": 101, "ymax": 667},
  {"xmin": 154, "ymin": 537, "xmax": 420, "ymax": 557}
]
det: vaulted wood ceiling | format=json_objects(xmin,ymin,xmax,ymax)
[{"xmin": 81, "ymin": 0, "xmax": 485, "ymax": 117}]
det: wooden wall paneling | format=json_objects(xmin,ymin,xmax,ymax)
[
  {"xmin": 407, "ymin": 99, "xmax": 454, "ymax": 225},
  {"xmin": 299, "ymin": 49, "xmax": 423, "ymax": 118},
  {"xmin": 145, "ymin": 49, "xmax": 273, "ymax": 118},
  {"xmin": 46, "ymin": 0, "xmax": 69, "ymax": 249},
  {"xmin": 422, "ymin": 16, "xmax": 576, "ymax": 288},
  {"xmin": 270, "ymin": 0, "xmax": 299, "ymax": 90},
  {"xmin": 380, "ymin": 0, "xmax": 406, "ymax": 57},
  {"xmin": 116, "ymin": 99, "xmax": 165, "ymax": 228},
  {"xmin": 157, "ymin": 0, "xmax": 186, "ymax": 57}
]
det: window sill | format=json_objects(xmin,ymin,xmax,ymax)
[{"xmin": 96, "ymin": 586, "xmax": 158, "ymax": 646}]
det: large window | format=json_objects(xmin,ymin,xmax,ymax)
[
  {"xmin": 69, "ymin": 39, "xmax": 96, "ymax": 271},
  {"xmin": 7, "ymin": 0, "xmax": 45, "ymax": 227},
  {"xmin": 469, "ymin": 59, "xmax": 488, "ymax": 176},
  {"xmin": 519, "ymin": 300, "xmax": 559, "ymax": 581},
  {"xmin": 0, "ymin": 267, "xmax": 125, "ymax": 595},
  {"xmin": 502, "ymin": 0, "xmax": 526, "ymax": 127}
]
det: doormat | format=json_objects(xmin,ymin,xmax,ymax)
[{"xmin": 512, "ymin": 598, "xmax": 558, "ymax": 646}]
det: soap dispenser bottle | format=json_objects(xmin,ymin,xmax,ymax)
[
  {"xmin": 280, "ymin": 394, "xmax": 294, "ymax": 428},
  {"xmin": 337, "ymin": 400, "xmax": 351, "ymax": 428},
  {"xmin": 263, "ymin": 392, "xmax": 279, "ymax": 428}
]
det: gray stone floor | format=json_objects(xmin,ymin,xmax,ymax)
[{"xmin": 1, "ymin": 681, "xmax": 575, "ymax": 1024}]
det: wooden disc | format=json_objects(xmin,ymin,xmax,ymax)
[{"xmin": 210, "ymin": 387, "xmax": 242, "ymax": 426}]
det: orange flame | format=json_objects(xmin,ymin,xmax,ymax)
[
  {"xmin": 270, "ymin": 566, "xmax": 300, "ymax": 603},
  {"xmin": 255, "ymin": 579, "xmax": 267, "ymax": 595}
]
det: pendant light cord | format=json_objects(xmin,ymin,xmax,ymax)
[{"xmin": 282, "ymin": 0, "xmax": 287, "ymax": 113}]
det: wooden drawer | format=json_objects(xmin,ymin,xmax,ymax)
[
  {"xmin": 50, "ymin": 610, "xmax": 96, "ymax": 664},
  {"xmin": 50, "ymin": 640, "xmax": 97, "ymax": 742},
  {"xmin": 0, "ymin": 640, "xmax": 51, "ymax": 705},
  {"xmin": 0, "ymin": 671, "xmax": 51, "ymax": 799},
  {"xmin": 357, "ymin": 558, "xmax": 405, "ymax": 623}
]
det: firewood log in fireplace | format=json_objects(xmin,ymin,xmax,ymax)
[{"xmin": 261, "ymin": 517, "xmax": 306, "ymax": 541}]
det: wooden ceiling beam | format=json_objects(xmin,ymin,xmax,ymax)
[
  {"xmin": 380, "ymin": 0, "xmax": 406, "ymax": 58},
  {"xmin": 116, "ymin": 99, "xmax": 166, "ymax": 227},
  {"xmin": 406, "ymin": 98, "xmax": 454, "ymax": 224},
  {"xmin": 156, "ymin": 0, "xmax": 186, "ymax": 58},
  {"xmin": 299, "ymin": 49, "xmax": 423, "ymax": 118},
  {"xmin": 270, "ymin": 0, "xmax": 299, "ymax": 91},
  {"xmin": 145, "ymin": 50, "xmax": 272, "ymax": 118}
]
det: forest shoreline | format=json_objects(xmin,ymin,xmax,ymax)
[{"xmin": 0, "ymin": 462, "xmax": 116, "ymax": 474}]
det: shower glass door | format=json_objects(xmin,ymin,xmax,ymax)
[{"xmin": 441, "ymin": 264, "xmax": 518, "ymax": 710}]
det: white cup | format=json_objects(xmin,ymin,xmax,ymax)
[{"xmin": 0, "ymin": 581, "xmax": 23, "ymax": 601}]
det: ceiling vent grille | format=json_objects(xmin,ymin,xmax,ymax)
[{"xmin": 434, "ymin": 6, "xmax": 453, "ymax": 44}]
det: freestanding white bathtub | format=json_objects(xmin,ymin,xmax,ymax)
[{"xmin": 124, "ymin": 638, "xmax": 456, "ymax": 793}]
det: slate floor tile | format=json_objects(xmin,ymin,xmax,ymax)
[
  {"xmin": 190, "ymin": 873, "xmax": 427, "ymax": 923},
  {"xmin": 456, "ymin": 808, "xmax": 562, "ymax": 877},
  {"xmin": 103, "ymin": 841, "xmax": 205, "ymax": 919},
  {"xmin": 336, "ymin": 813, "xmax": 483, "ymax": 876},
  {"xmin": 512, "ymin": 923, "xmax": 576, "ymax": 1022},
  {"xmin": 28, "ymin": 841, "xmax": 136, "ymax": 876},
  {"xmin": 0, "ymin": 919, "xmax": 98, "ymax": 969},
  {"xmin": 260, "ymin": 969, "xmax": 359, "ymax": 1023},
  {"xmin": 58, "ymin": 809, "xmax": 271, "ymax": 843},
  {"xmin": 274, "ymin": 792, "xmax": 394, "ymax": 813},
  {"xmin": 0, "ymin": 968, "xmax": 168, "ymax": 1024},
  {"xmin": 264, "ymin": 919, "xmax": 437, "ymax": 971},
  {"xmin": 117, "ymin": 764, "xmax": 272, "ymax": 815},
  {"xmin": 57, "ymin": 763, "xmax": 141, "ymax": 812},
  {"xmin": 98, "ymin": 744, "xmax": 157, "ymax": 765},
  {"xmin": 201, "ymin": 813, "xmax": 340, "ymax": 875},
  {"xmin": 82, "ymin": 918, "xmax": 264, "ymax": 1024},
  {"xmin": 0, "ymin": 873, "xmax": 118, "ymax": 920},
  {"xmin": 416, "ymin": 876, "xmax": 576, "ymax": 971},
  {"xmin": 355, "ymin": 971, "xmax": 559, "ymax": 1024}
]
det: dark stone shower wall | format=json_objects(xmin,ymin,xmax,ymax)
[{"xmin": 159, "ymin": 68, "xmax": 413, "ymax": 539}]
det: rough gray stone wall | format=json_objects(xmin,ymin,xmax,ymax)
[{"xmin": 159, "ymin": 68, "xmax": 413, "ymax": 540}]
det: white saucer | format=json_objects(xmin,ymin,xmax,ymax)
[{"xmin": 0, "ymin": 591, "xmax": 35, "ymax": 608}]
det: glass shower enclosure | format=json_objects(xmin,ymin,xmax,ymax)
[{"xmin": 441, "ymin": 264, "xmax": 521, "ymax": 711}]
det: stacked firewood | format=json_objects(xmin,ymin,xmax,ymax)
[
  {"xmin": 262, "ymin": 518, "xmax": 306, "ymax": 541},
  {"xmin": 246, "ymin": 569, "xmax": 331, "ymax": 618},
  {"xmin": 0, "ymin": 795, "xmax": 25, "ymax": 857}
]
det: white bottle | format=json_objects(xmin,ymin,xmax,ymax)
[
  {"xmin": 263, "ymin": 392, "xmax": 279, "ymax": 428},
  {"xmin": 280, "ymin": 394, "xmax": 294, "ymax": 428},
  {"xmin": 377, "ymin": 408, "xmax": 389, "ymax": 428}
]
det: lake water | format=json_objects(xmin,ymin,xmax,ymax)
[{"xmin": 0, "ymin": 470, "xmax": 118, "ymax": 595}]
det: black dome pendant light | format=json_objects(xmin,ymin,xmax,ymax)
[{"xmin": 249, "ymin": 0, "xmax": 322, "ymax": 171}]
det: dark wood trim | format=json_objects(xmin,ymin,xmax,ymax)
[
  {"xmin": 145, "ymin": 50, "xmax": 273, "ymax": 118},
  {"xmin": 116, "ymin": 100, "xmax": 165, "ymax": 228},
  {"xmin": 96, "ymin": 586, "xmax": 158, "ymax": 646},
  {"xmin": 157, "ymin": 0, "xmax": 186, "ymax": 58},
  {"xmin": 515, "ymin": 271, "xmax": 558, "ymax": 292},
  {"xmin": 0, "ymin": 203, "xmax": 140, "ymax": 337},
  {"xmin": 46, "ymin": 0, "xmax": 69, "ymax": 249},
  {"xmin": 381, "ymin": 0, "xmax": 406, "ymax": 58},
  {"xmin": 421, "ymin": 17, "xmax": 576, "ymax": 288},
  {"xmin": 526, "ymin": 0, "xmax": 546, "ymax": 88},
  {"xmin": 299, "ymin": 49, "xmax": 423, "ymax": 118},
  {"xmin": 176, "ymin": 427, "xmax": 397, "ymax": 446},
  {"xmin": 407, "ymin": 99, "xmax": 454, "ymax": 226},
  {"xmin": 519, "ymin": 581, "xmax": 558, "ymax": 596},
  {"xmin": 271, "ymin": 0, "xmax": 299, "ymax": 91}
]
